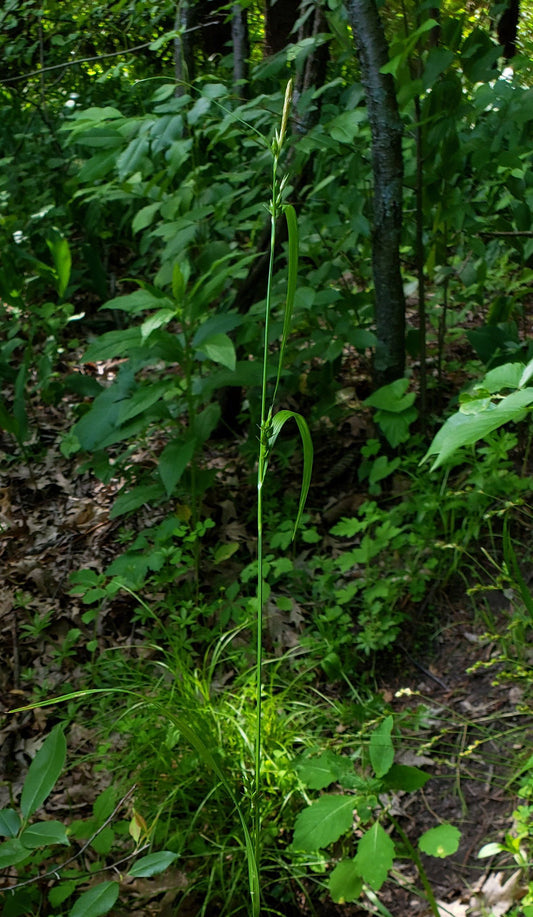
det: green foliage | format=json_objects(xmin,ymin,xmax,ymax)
[
  {"xmin": 424, "ymin": 358, "xmax": 533, "ymax": 470},
  {"xmin": 2, "ymin": 5, "xmax": 533, "ymax": 915},
  {"xmin": 289, "ymin": 714, "xmax": 460, "ymax": 910}
]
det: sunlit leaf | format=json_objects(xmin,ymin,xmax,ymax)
[
  {"xmin": 68, "ymin": 881, "xmax": 119, "ymax": 917},
  {"xmin": 354, "ymin": 821, "xmax": 395, "ymax": 890},
  {"xmin": 291, "ymin": 794, "xmax": 354, "ymax": 851},
  {"xmin": 329, "ymin": 859, "xmax": 363, "ymax": 903},
  {"xmin": 128, "ymin": 851, "xmax": 178, "ymax": 878},
  {"xmin": 418, "ymin": 824, "xmax": 461, "ymax": 858}
]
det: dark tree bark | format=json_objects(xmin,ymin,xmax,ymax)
[
  {"xmin": 231, "ymin": 3, "xmax": 249, "ymax": 91},
  {"xmin": 265, "ymin": 0, "xmax": 301, "ymax": 55},
  {"xmin": 174, "ymin": 1, "xmax": 192, "ymax": 93},
  {"xmin": 347, "ymin": 0, "xmax": 406, "ymax": 385},
  {"xmin": 497, "ymin": 0, "xmax": 520, "ymax": 59}
]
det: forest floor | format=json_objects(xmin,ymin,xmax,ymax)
[{"xmin": 0, "ymin": 333, "xmax": 531, "ymax": 917}]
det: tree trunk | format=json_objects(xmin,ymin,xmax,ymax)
[
  {"xmin": 347, "ymin": 0, "xmax": 406, "ymax": 386},
  {"xmin": 232, "ymin": 3, "xmax": 249, "ymax": 92},
  {"xmin": 174, "ymin": 0, "xmax": 192, "ymax": 92},
  {"xmin": 265, "ymin": 0, "xmax": 301, "ymax": 55},
  {"xmin": 497, "ymin": 0, "xmax": 520, "ymax": 59}
]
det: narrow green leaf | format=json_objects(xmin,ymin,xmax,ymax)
[
  {"xmin": 20, "ymin": 820, "xmax": 70, "ymax": 848},
  {"xmin": 47, "ymin": 236, "xmax": 71, "ymax": 298},
  {"xmin": 354, "ymin": 822, "xmax": 395, "ymax": 890},
  {"xmin": 273, "ymin": 204, "xmax": 299, "ymax": 401},
  {"xmin": 268, "ymin": 410, "xmax": 313, "ymax": 538},
  {"xmin": 329, "ymin": 859, "xmax": 363, "ymax": 904},
  {"xmin": 21, "ymin": 725, "xmax": 66, "ymax": 820},
  {"xmin": 291, "ymin": 794, "xmax": 355, "ymax": 851},
  {"xmin": 117, "ymin": 380, "xmax": 169, "ymax": 424},
  {"xmin": 128, "ymin": 850, "xmax": 178, "ymax": 877},
  {"xmin": 101, "ymin": 289, "xmax": 173, "ymax": 315},
  {"xmin": 418, "ymin": 824, "xmax": 461, "ymax": 858},
  {"xmin": 69, "ymin": 881, "xmax": 119, "ymax": 917},
  {"xmin": 158, "ymin": 437, "xmax": 196, "ymax": 496},
  {"xmin": 369, "ymin": 716, "xmax": 394, "ymax": 778},
  {"xmin": 196, "ymin": 333, "xmax": 236, "ymax": 371}
]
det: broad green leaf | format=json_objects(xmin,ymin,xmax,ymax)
[
  {"xmin": 295, "ymin": 750, "xmax": 354, "ymax": 790},
  {"xmin": 69, "ymin": 881, "xmax": 119, "ymax": 917},
  {"xmin": 109, "ymin": 482, "xmax": 165, "ymax": 519},
  {"xmin": 141, "ymin": 309, "xmax": 177, "ymax": 342},
  {"xmin": 365, "ymin": 378, "xmax": 415, "ymax": 413},
  {"xmin": 268, "ymin": 410, "xmax": 313, "ymax": 538},
  {"xmin": 101, "ymin": 289, "xmax": 173, "ymax": 315},
  {"xmin": 117, "ymin": 380, "xmax": 169, "ymax": 424},
  {"xmin": 21, "ymin": 725, "xmax": 66, "ymax": 820},
  {"xmin": 213, "ymin": 543, "xmax": 239, "ymax": 563},
  {"xmin": 519, "ymin": 357, "xmax": 533, "ymax": 389},
  {"xmin": 423, "ymin": 388, "xmax": 533, "ymax": 470},
  {"xmin": 83, "ymin": 328, "xmax": 143, "ymax": 361},
  {"xmin": 132, "ymin": 202, "xmax": 160, "ymax": 234},
  {"xmin": 72, "ymin": 366, "xmax": 136, "ymax": 451},
  {"xmin": 329, "ymin": 110, "xmax": 367, "ymax": 144},
  {"xmin": 354, "ymin": 822, "xmax": 395, "ymax": 890},
  {"xmin": 128, "ymin": 850, "xmax": 178, "ymax": 877},
  {"xmin": 49, "ymin": 880, "xmax": 78, "ymax": 907},
  {"xmin": 0, "ymin": 808, "xmax": 21, "ymax": 837},
  {"xmin": 381, "ymin": 764, "xmax": 430, "ymax": 792},
  {"xmin": 291, "ymin": 794, "xmax": 354, "ymax": 851},
  {"xmin": 192, "ymin": 314, "xmax": 242, "ymax": 347},
  {"xmin": 158, "ymin": 437, "xmax": 196, "ymax": 496},
  {"xmin": 329, "ymin": 859, "xmax": 363, "ymax": 904},
  {"xmin": 0, "ymin": 838, "xmax": 29, "ymax": 868},
  {"xmin": 93, "ymin": 787, "xmax": 119, "ymax": 823},
  {"xmin": 418, "ymin": 824, "xmax": 461, "ymax": 858},
  {"xmin": 196, "ymin": 333, "xmax": 236, "ymax": 371},
  {"xmin": 369, "ymin": 716, "xmax": 394, "ymax": 778},
  {"xmin": 117, "ymin": 135, "xmax": 150, "ymax": 180},
  {"xmin": 482, "ymin": 362, "xmax": 524, "ymax": 393},
  {"xmin": 20, "ymin": 820, "xmax": 69, "ymax": 848},
  {"xmin": 195, "ymin": 403, "xmax": 221, "ymax": 443}
]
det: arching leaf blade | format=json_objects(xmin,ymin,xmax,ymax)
[
  {"xmin": 268, "ymin": 409, "xmax": 313, "ymax": 538},
  {"xmin": 273, "ymin": 204, "xmax": 299, "ymax": 401}
]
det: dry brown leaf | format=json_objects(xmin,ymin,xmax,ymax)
[
  {"xmin": 470, "ymin": 870, "xmax": 524, "ymax": 916},
  {"xmin": 436, "ymin": 899, "xmax": 469, "ymax": 917}
]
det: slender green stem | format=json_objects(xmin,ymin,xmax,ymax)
[
  {"xmin": 390, "ymin": 817, "xmax": 441, "ymax": 917},
  {"xmin": 254, "ymin": 79, "xmax": 293, "ymax": 903},
  {"xmin": 255, "ymin": 150, "xmax": 278, "ymax": 868}
]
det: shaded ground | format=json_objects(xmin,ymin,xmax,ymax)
[{"xmin": 0, "ymin": 339, "xmax": 531, "ymax": 916}]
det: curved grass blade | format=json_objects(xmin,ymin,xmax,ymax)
[
  {"xmin": 268, "ymin": 409, "xmax": 313, "ymax": 538},
  {"xmin": 272, "ymin": 204, "xmax": 299, "ymax": 405}
]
